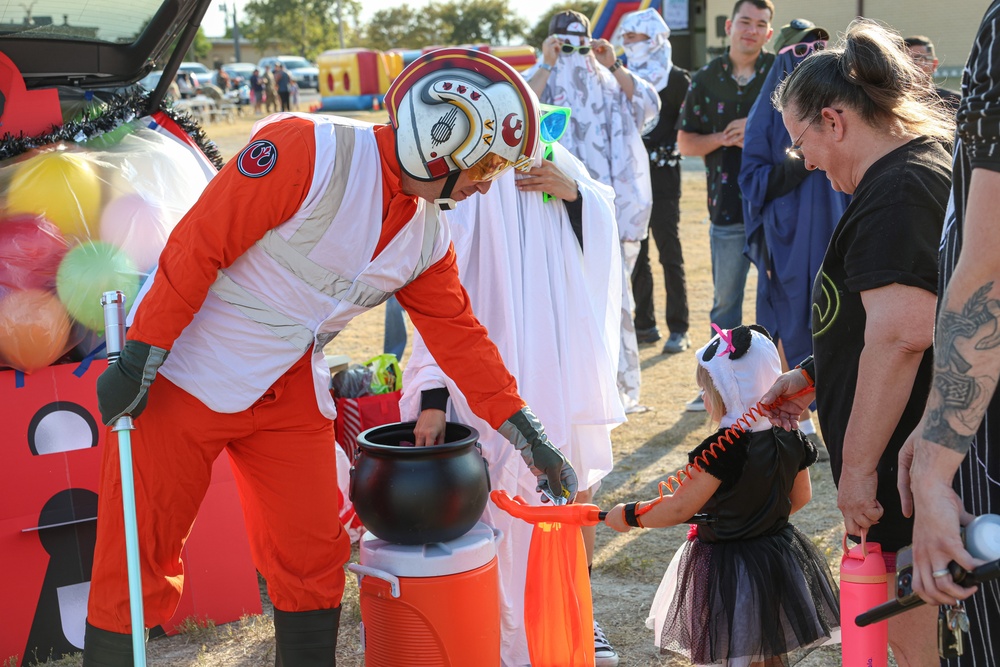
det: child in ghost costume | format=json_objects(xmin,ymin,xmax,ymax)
[
  {"xmin": 400, "ymin": 140, "xmax": 625, "ymax": 666},
  {"xmin": 605, "ymin": 325, "xmax": 840, "ymax": 666}
]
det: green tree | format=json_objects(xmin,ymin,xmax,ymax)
[
  {"xmin": 526, "ymin": 0, "xmax": 598, "ymax": 51},
  {"xmin": 429, "ymin": 0, "xmax": 528, "ymax": 46},
  {"xmin": 359, "ymin": 0, "xmax": 528, "ymax": 51},
  {"xmin": 243, "ymin": 0, "xmax": 362, "ymax": 59},
  {"xmin": 361, "ymin": 5, "xmax": 442, "ymax": 51},
  {"xmin": 187, "ymin": 26, "xmax": 212, "ymax": 61}
]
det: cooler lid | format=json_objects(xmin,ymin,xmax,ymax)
[{"xmin": 359, "ymin": 521, "xmax": 498, "ymax": 578}]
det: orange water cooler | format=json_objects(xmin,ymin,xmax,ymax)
[{"xmin": 348, "ymin": 522, "xmax": 501, "ymax": 666}]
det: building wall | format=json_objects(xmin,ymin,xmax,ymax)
[
  {"xmin": 205, "ymin": 39, "xmax": 291, "ymax": 68},
  {"xmin": 703, "ymin": 0, "xmax": 983, "ymax": 90}
]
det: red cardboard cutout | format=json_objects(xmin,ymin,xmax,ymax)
[
  {"xmin": 0, "ymin": 361, "xmax": 262, "ymax": 665},
  {"xmin": 0, "ymin": 51, "xmax": 62, "ymax": 140}
]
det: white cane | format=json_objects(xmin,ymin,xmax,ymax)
[{"xmin": 101, "ymin": 290, "xmax": 148, "ymax": 667}]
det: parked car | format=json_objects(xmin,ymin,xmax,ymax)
[
  {"xmin": 222, "ymin": 62, "xmax": 256, "ymax": 88},
  {"xmin": 257, "ymin": 55, "xmax": 319, "ymax": 90},
  {"xmin": 178, "ymin": 61, "xmax": 213, "ymax": 88}
]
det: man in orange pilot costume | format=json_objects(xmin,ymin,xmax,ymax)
[{"xmin": 83, "ymin": 49, "xmax": 578, "ymax": 666}]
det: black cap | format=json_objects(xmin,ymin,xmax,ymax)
[
  {"xmin": 548, "ymin": 10, "xmax": 591, "ymax": 38},
  {"xmin": 773, "ymin": 18, "xmax": 830, "ymax": 53}
]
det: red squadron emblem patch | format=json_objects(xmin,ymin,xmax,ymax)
[
  {"xmin": 501, "ymin": 113, "xmax": 523, "ymax": 147},
  {"xmin": 237, "ymin": 139, "xmax": 278, "ymax": 178}
]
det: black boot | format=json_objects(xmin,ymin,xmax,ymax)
[
  {"xmin": 81, "ymin": 621, "xmax": 135, "ymax": 667},
  {"xmin": 274, "ymin": 606, "xmax": 341, "ymax": 667}
]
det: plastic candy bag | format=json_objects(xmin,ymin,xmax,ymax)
[{"xmin": 365, "ymin": 353, "xmax": 402, "ymax": 395}]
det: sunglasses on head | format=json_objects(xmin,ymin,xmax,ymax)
[
  {"xmin": 778, "ymin": 39, "xmax": 827, "ymax": 57},
  {"xmin": 560, "ymin": 43, "xmax": 592, "ymax": 55}
]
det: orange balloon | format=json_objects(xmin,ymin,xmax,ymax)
[{"xmin": 0, "ymin": 288, "xmax": 72, "ymax": 373}]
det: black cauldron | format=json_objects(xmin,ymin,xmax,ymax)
[{"xmin": 350, "ymin": 421, "xmax": 489, "ymax": 545}]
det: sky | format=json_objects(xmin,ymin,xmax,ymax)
[{"xmin": 201, "ymin": 0, "xmax": 555, "ymax": 37}]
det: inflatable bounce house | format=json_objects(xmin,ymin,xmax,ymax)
[
  {"xmin": 317, "ymin": 44, "xmax": 536, "ymax": 112},
  {"xmin": 316, "ymin": 0, "xmax": 669, "ymax": 112},
  {"xmin": 0, "ymin": 47, "xmax": 263, "ymax": 666},
  {"xmin": 590, "ymin": 0, "xmax": 664, "ymax": 40}
]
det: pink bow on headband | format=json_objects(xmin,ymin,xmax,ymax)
[{"xmin": 711, "ymin": 323, "xmax": 736, "ymax": 356}]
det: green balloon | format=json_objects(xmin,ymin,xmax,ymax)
[
  {"xmin": 83, "ymin": 121, "xmax": 137, "ymax": 150},
  {"xmin": 56, "ymin": 241, "xmax": 140, "ymax": 332}
]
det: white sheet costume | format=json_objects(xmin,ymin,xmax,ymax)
[
  {"xmin": 400, "ymin": 142, "xmax": 625, "ymax": 667},
  {"xmin": 524, "ymin": 45, "xmax": 660, "ymax": 412}
]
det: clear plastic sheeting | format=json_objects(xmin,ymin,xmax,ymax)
[{"xmin": 0, "ymin": 120, "xmax": 212, "ymax": 373}]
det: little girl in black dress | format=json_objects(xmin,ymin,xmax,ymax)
[{"xmin": 606, "ymin": 325, "xmax": 840, "ymax": 666}]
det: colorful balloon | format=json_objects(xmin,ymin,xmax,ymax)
[
  {"xmin": 7, "ymin": 150, "xmax": 102, "ymax": 239},
  {"xmin": 0, "ymin": 288, "xmax": 73, "ymax": 373},
  {"xmin": 99, "ymin": 193, "xmax": 169, "ymax": 272},
  {"xmin": 0, "ymin": 215, "xmax": 69, "ymax": 291},
  {"xmin": 56, "ymin": 241, "xmax": 140, "ymax": 332}
]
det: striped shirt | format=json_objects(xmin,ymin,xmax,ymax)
[{"xmin": 938, "ymin": 2, "xmax": 1000, "ymax": 664}]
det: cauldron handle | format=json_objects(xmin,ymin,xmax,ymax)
[{"xmin": 474, "ymin": 442, "xmax": 491, "ymax": 492}]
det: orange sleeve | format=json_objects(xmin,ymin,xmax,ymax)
[
  {"xmin": 396, "ymin": 245, "xmax": 525, "ymax": 429},
  {"xmin": 130, "ymin": 117, "xmax": 316, "ymax": 349}
]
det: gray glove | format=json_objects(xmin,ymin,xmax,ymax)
[
  {"xmin": 96, "ymin": 340, "xmax": 169, "ymax": 425},
  {"xmin": 498, "ymin": 406, "xmax": 578, "ymax": 503}
]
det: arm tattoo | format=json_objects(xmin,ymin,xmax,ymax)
[{"xmin": 924, "ymin": 281, "xmax": 1000, "ymax": 453}]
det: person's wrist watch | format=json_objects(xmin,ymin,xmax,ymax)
[
  {"xmin": 608, "ymin": 58, "xmax": 624, "ymax": 73},
  {"xmin": 539, "ymin": 62, "xmax": 553, "ymax": 72},
  {"xmin": 795, "ymin": 355, "xmax": 815, "ymax": 387}
]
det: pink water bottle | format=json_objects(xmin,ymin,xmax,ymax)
[{"xmin": 840, "ymin": 531, "xmax": 888, "ymax": 667}]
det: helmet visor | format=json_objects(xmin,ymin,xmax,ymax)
[{"xmin": 466, "ymin": 152, "xmax": 515, "ymax": 182}]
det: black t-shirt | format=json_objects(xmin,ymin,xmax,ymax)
[
  {"xmin": 690, "ymin": 426, "xmax": 816, "ymax": 543},
  {"xmin": 644, "ymin": 66, "xmax": 690, "ymax": 198},
  {"xmin": 812, "ymin": 136, "xmax": 952, "ymax": 551},
  {"xmin": 644, "ymin": 66, "xmax": 690, "ymax": 156},
  {"xmin": 678, "ymin": 51, "xmax": 774, "ymax": 226}
]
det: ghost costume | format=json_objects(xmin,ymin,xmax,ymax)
[
  {"xmin": 525, "ymin": 38, "xmax": 660, "ymax": 412},
  {"xmin": 400, "ymin": 143, "xmax": 625, "ymax": 666},
  {"xmin": 612, "ymin": 8, "xmax": 673, "ymax": 93}
]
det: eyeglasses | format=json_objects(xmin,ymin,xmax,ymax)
[
  {"xmin": 778, "ymin": 40, "xmax": 827, "ymax": 57},
  {"xmin": 785, "ymin": 111, "xmax": 822, "ymax": 160},
  {"xmin": 910, "ymin": 53, "xmax": 935, "ymax": 64},
  {"xmin": 560, "ymin": 43, "xmax": 592, "ymax": 55}
]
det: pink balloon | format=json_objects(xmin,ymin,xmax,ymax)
[
  {"xmin": 0, "ymin": 215, "xmax": 70, "ymax": 291},
  {"xmin": 99, "ymin": 193, "xmax": 170, "ymax": 272}
]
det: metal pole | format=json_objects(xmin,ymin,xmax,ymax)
[
  {"xmin": 336, "ymin": 0, "xmax": 344, "ymax": 49},
  {"xmin": 233, "ymin": 5, "xmax": 241, "ymax": 62},
  {"xmin": 101, "ymin": 291, "xmax": 147, "ymax": 667}
]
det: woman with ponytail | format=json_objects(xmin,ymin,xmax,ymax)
[{"xmin": 766, "ymin": 19, "xmax": 954, "ymax": 666}]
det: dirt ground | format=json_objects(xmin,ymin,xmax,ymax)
[{"xmin": 35, "ymin": 111, "xmax": 849, "ymax": 666}]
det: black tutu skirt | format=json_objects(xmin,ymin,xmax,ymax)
[{"xmin": 647, "ymin": 524, "xmax": 840, "ymax": 666}]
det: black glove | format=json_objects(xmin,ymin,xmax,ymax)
[
  {"xmin": 96, "ymin": 340, "xmax": 169, "ymax": 425},
  {"xmin": 498, "ymin": 406, "xmax": 578, "ymax": 502}
]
